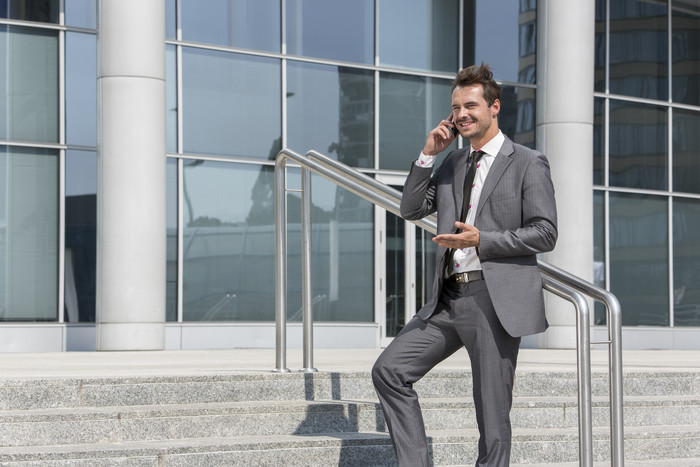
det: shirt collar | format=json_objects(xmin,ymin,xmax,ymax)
[{"xmin": 470, "ymin": 130, "xmax": 504, "ymax": 159}]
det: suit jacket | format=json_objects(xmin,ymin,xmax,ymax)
[{"xmin": 400, "ymin": 136, "xmax": 558, "ymax": 337}]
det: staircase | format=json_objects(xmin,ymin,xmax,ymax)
[{"xmin": 0, "ymin": 357, "xmax": 698, "ymax": 466}]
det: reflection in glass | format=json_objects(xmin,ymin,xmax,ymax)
[
  {"xmin": 0, "ymin": 0, "xmax": 58, "ymax": 22},
  {"xmin": 609, "ymin": 0, "xmax": 667, "ymax": 100},
  {"xmin": 594, "ymin": 0, "xmax": 606, "ymax": 92},
  {"xmin": 0, "ymin": 147, "xmax": 58, "ymax": 321},
  {"xmin": 416, "ymin": 223, "xmax": 436, "ymax": 313},
  {"xmin": 166, "ymin": 0, "xmax": 176, "ymax": 40},
  {"xmin": 166, "ymin": 158, "xmax": 178, "ymax": 322},
  {"xmin": 385, "ymin": 211, "xmax": 405, "ymax": 337},
  {"xmin": 0, "ymin": 26, "xmax": 59, "ymax": 143},
  {"xmin": 166, "ymin": 44, "xmax": 177, "ymax": 153},
  {"xmin": 181, "ymin": 161, "xmax": 374, "ymax": 322},
  {"xmin": 671, "ymin": 1, "xmax": 700, "ymax": 106},
  {"xmin": 593, "ymin": 98, "xmax": 604, "ymax": 185},
  {"xmin": 66, "ymin": 32, "xmax": 97, "ymax": 147},
  {"xmin": 287, "ymin": 62, "xmax": 374, "ymax": 168},
  {"xmin": 609, "ymin": 192, "xmax": 668, "ymax": 326},
  {"xmin": 468, "ymin": 0, "xmax": 537, "ymax": 84},
  {"xmin": 500, "ymin": 85, "xmax": 535, "ymax": 149},
  {"xmin": 379, "ymin": 73, "xmax": 455, "ymax": 171},
  {"xmin": 182, "ymin": 47, "xmax": 281, "ymax": 159},
  {"xmin": 181, "ymin": 0, "xmax": 280, "ymax": 52},
  {"xmin": 65, "ymin": 0, "xmax": 96, "ymax": 29},
  {"xmin": 286, "ymin": 0, "xmax": 373, "ymax": 64},
  {"xmin": 291, "ymin": 174, "xmax": 373, "ymax": 322},
  {"xmin": 608, "ymin": 100, "xmax": 667, "ymax": 190},
  {"xmin": 673, "ymin": 198, "xmax": 700, "ymax": 326},
  {"xmin": 378, "ymin": 0, "xmax": 458, "ymax": 73},
  {"xmin": 65, "ymin": 150, "xmax": 96, "ymax": 322},
  {"xmin": 673, "ymin": 110, "xmax": 700, "ymax": 195},
  {"xmin": 182, "ymin": 161, "xmax": 275, "ymax": 321},
  {"xmin": 593, "ymin": 190, "xmax": 606, "ymax": 324}
]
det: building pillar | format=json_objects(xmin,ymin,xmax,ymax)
[
  {"xmin": 534, "ymin": 0, "xmax": 595, "ymax": 348},
  {"xmin": 96, "ymin": 0, "xmax": 166, "ymax": 350}
]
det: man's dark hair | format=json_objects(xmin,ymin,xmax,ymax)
[{"xmin": 452, "ymin": 63, "xmax": 501, "ymax": 107}]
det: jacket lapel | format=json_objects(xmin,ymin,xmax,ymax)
[
  {"xmin": 451, "ymin": 148, "xmax": 470, "ymax": 223},
  {"xmin": 476, "ymin": 139, "xmax": 514, "ymax": 216}
]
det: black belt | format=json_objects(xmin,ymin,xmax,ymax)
[{"xmin": 450, "ymin": 270, "xmax": 484, "ymax": 283}]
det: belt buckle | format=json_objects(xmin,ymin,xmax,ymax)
[{"xmin": 455, "ymin": 273, "xmax": 466, "ymax": 283}]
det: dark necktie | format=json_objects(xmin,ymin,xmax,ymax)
[{"xmin": 459, "ymin": 150, "xmax": 484, "ymax": 223}]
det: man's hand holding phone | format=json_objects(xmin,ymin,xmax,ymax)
[{"xmin": 422, "ymin": 113, "xmax": 458, "ymax": 157}]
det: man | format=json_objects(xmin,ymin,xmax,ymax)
[{"xmin": 372, "ymin": 64, "xmax": 557, "ymax": 466}]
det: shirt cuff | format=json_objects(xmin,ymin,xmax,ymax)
[{"xmin": 415, "ymin": 152, "xmax": 436, "ymax": 168}]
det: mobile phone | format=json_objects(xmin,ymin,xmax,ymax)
[{"xmin": 449, "ymin": 120, "xmax": 459, "ymax": 138}]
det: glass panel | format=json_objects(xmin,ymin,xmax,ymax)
[
  {"xmin": 379, "ymin": 73, "xmax": 456, "ymax": 171},
  {"xmin": 301, "ymin": 174, "xmax": 374, "ymax": 322},
  {"xmin": 673, "ymin": 197, "xmax": 700, "ymax": 326},
  {"xmin": 65, "ymin": 32, "xmax": 97, "ymax": 147},
  {"xmin": 166, "ymin": 158, "xmax": 177, "ymax": 322},
  {"xmin": 609, "ymin": 0, "xmax": 668, "ymax": 101},
  {"xmin": 286, "ymin": 0, "xmax": 373, "ymax": 64},
  {"xmin": 166, "ymin": 0, "xmax": 176, "ymax": 39},
  {"xmin": 500, "ymin": 85, "xmax": 535, "ymax": 149},
  {"xmin": 593, "ymin": 98, "xmax": 604, "ymax": 185},
  {"xmin": 0, "ymin": 26, "xmax": 59, "ymax": 143},
  {"xmin": 166, "ymin": 44, "xmax": 177, "ymax": 153},
  {"xmin": 287, "ymin": 62, "xmax": 374, "ymax": 168},
  {"xmin": 0, "ymin": 146, "xmax": 58, "ymax": 321},
  {"xmin": 609, "ymin": 192, "xmax": 668, "ymax": 326},
  {"xmin": 593, "ymin": 190, "xmax": 606, "ymax": 324},
  {"xmin": 609, "ymin": 100, "xmax": 667, "ymax": 190},
  {"xmin": 181, "ymin": 47, "xmax": 281, "ymax": 159},
  {"xmin": 182, "ymin": 161, "xmax": 275, "ymax": 321},
  {"xmin": 0, "ymin": 0, "xmax": 58, "ymax": 23},
  {"xmin": 671, "ymin": 0, "xmax": 700, "ymax": 106},
  {"xmin": 673, "ymin": 109, "xmax": 700, "ymax": 194},
  {"xmin": 385, "ymin": 212, "xmax": 405, "ymax": 337},
  {"xmin": 181, "ymin": 0, "xmax": 280, "ymax": 52},
  {"xmin": 64, "ymin": 150, "xmax": 96, "ymax": 323},
  {"xmin": 65, "ymin": 0, "xmax": 97, "ymax": 29},
  {"xmin": 378, "ymin": 0, "xmax": 458, "ymax": 73},
  {"xmin": 594, "ymin": 0, "xmax": 606, "ymax": 92},
  {"xmin": 466, "ymin": 0, "xmax": 536, "ymax": 84}
]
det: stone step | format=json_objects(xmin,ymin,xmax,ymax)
[
  {"xmin": 0, "ymin": 369, "xmax": 698, "ymax": 411},
  {"xmin": 0, "ymin": 425, "xmax": 697, "ymax": 466},
  {"xmin": 0, "ymin": 395, "xmax": 696, "ymax": 448}
]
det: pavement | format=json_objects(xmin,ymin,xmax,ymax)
[{"xmin": 0, "ymin": 348, "xmax": 698, "ymax": 379}]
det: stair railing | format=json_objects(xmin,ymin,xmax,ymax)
[{"xmin": 274, "ymin": 148, "xmax": 624, "ymax": 467}]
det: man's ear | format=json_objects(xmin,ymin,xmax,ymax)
[{"xmin": 491, "ymin": 99, "xmax": 501, "ymax": 119}]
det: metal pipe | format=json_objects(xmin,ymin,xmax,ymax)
[
  {"xmin": 274, "ymin": 148, "xmax": 623, "ymax": 465},
  {"xmin": 542, "ymin": 276, "xmax": 593, "ymax": 467},
  {"xmin": 273, "ymin": 153, "xmax": 291, "ymax": 373},
  {"xmin": 300, "ymin": 167, "xmax": 317, "ymax": 372},
  {"xmin": 538, "ymin": 260, "xmax": 624, "ymax": 466}
]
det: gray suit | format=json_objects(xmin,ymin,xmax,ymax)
[{"xmin": 372, "ymin": 136, "xmax": 557, "ymax": 466}]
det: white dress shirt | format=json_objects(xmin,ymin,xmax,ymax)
[{"xmin": 415, "ymin": 131, "xmax": 505, "ymax": 275}]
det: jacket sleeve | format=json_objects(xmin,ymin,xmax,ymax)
[
  {"xmin": 478, "ymin": 152, "xmax": 558, "ymax": 260},
  {"xmin": 400, "ymin": 162, "xmax": 439, "ymax": 221}
]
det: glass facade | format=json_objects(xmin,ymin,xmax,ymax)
[
  {"xmin": 594, "ymin": 0, "xmax": 700, "ymax": 327},
  {"xmin": 14, "ymin": 0, "xmax": 700, "ymax": 346}
]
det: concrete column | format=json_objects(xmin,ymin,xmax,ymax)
[
  {"xmin": 534, "ymin": 0, "xmax": 595, "ymax": 349},
  {"xmin": 96, "ymin": 0, "xmax": 166, "ymax": 350}
]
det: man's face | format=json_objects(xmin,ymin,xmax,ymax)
[{"xmin": 450, "ymin": 84, "xmax": 500, "ymax": 148}]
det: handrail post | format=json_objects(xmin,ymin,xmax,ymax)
[
  {"xmin": 609, "ymin": 295, "xmax": 624, "ymax": 467},
  {"xmin": 542, "ymin": 277, "xmax": 593, "ymax": 467},
  {"xmin": 273, "ymin": 154, "xmax": 290, "ymax": 373},
  {"xmin": 301, "ymin": 167, "xmax": 317, "ymax": 372}
]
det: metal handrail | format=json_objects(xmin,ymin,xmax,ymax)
[{"xmin": 274, "ymin": 148, "xmax": 624, "ymax": 467}]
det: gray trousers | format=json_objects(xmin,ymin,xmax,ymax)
[{"xmin": 372, "ymin": 278, "xmax": 521, "ymax": 467}]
